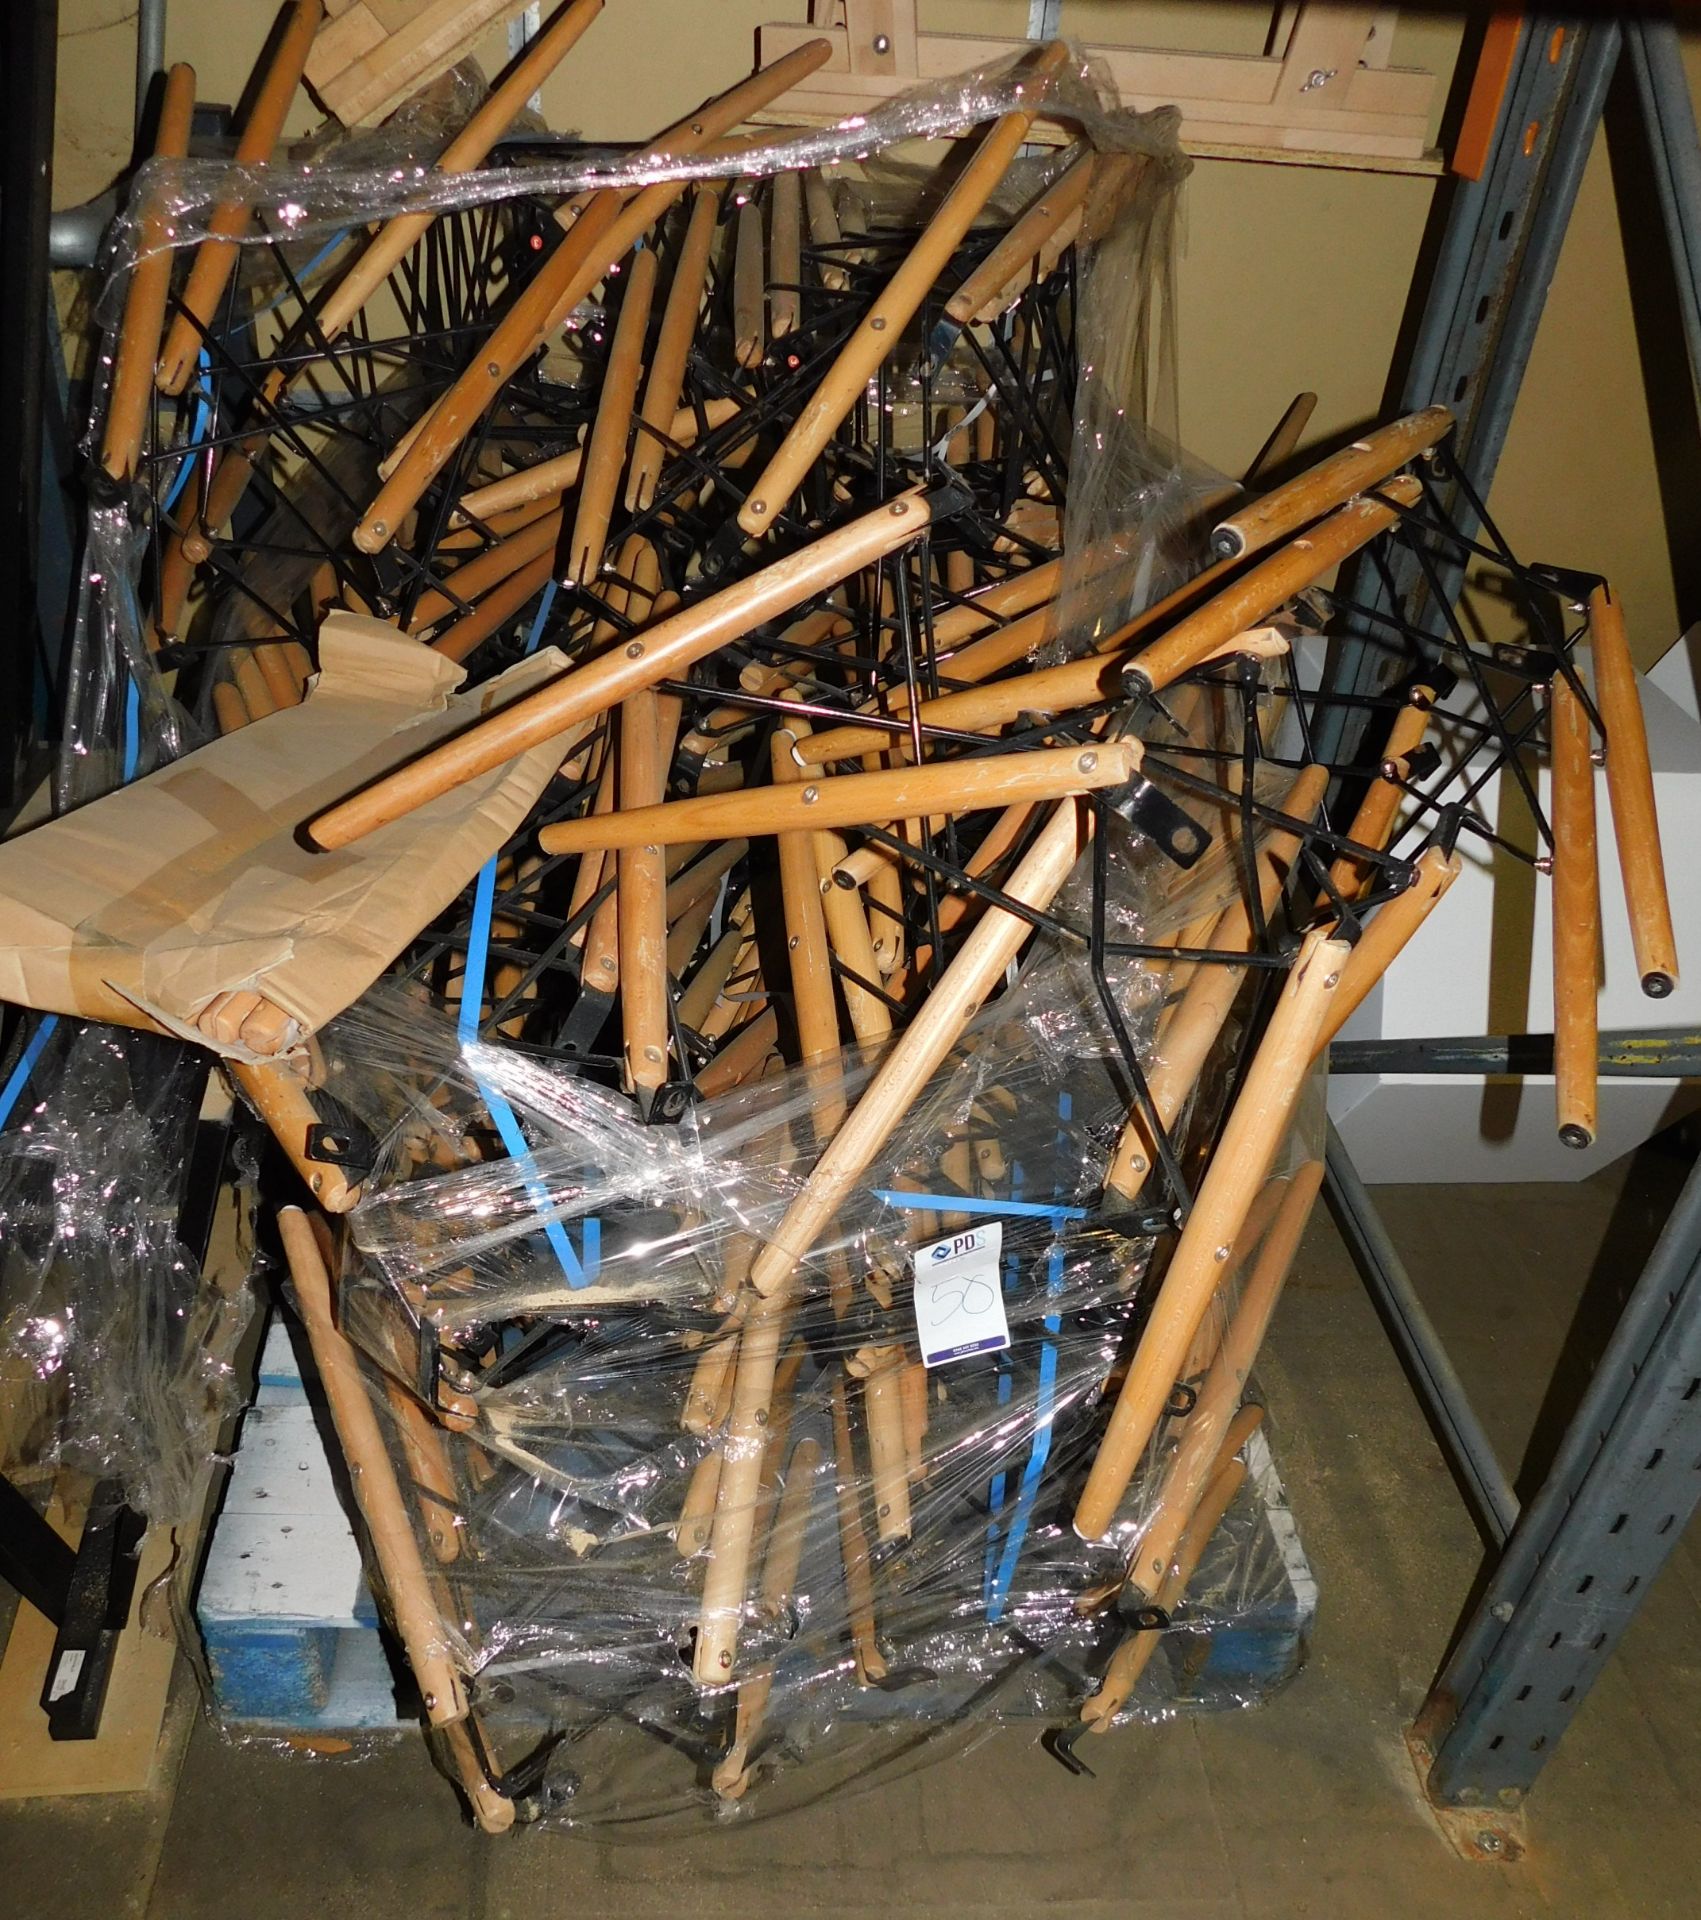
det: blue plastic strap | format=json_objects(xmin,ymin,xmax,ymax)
[
  {"xmin": 872, "ymin": 1189, "xmax": 1088, "ymax": 1221},
  {"xmin": 459, "ymin": 859, "xmax": 593, "ymax": 1287},
  {"xmin": 161, "ymin": 350, "xmax": 214, "ymax": 513},
  {"xmin": 0, "ymin": 1015, "xmax": 60, "ymax": 1132},
  {"xmin": 985, "ymin": 1093, "xmax": 1072, "ymax": 1624}
]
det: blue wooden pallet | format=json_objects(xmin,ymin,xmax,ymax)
[
  {"xmin": 197, "ymin": 1319, "xmax": 404, "ymax": 1731},
  {"xmin": 198, "ymin": 1324, "xmax": 1316, "ymax": 1731}
]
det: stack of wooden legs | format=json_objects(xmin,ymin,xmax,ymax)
[{"xmin": 74, "ymin": 1, "xmax": 1676, "ymax": 1831}]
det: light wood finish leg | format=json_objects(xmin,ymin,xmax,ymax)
[
  {"xmin": 536, "ymin": 738, "xmax": 1139, "ymax": 855},
  {"xmin": 101, "ymin": 64, "xmax": 198, "ymax": 481},
  {"xmin": 1590, "ymin": 583, "xmax": 1678, "ymax": 996},
  {"xmin": 618, "ymin": 686, "xmax": 682, "ymax": 1115},
  {"xmin": 1105, "ymin": 763, "xmax": 1326, "ymax": 1200},
  {"xmin": 1079, "ymin": 1416, "xmax": 1257, "ymax": 1731},
  {"xmin": 1076, "ymin": 929, "xmax": 1346, "ymax": 1541},
  {"xmin": 1209, "ymin": 406, "xmax": 1450, "ymax": 561},
  {"xmin": 1125, "ymin": 1162, "xmax": 1322, "ymax": 1602},
  {"xmin": 156, "ymin": 0, "xmax": 323, "ymax": 395},
  {"xmin": 626, "ymin": 185, "xmax": 724, "ymax": 513},
  {"xmin": 1315, "ymin": 844, "xmax": 1461, "ymax": 1052},
  {"xmin": 736, "ymin": 40, "xmax": 1068, "ymax": 533},
  {"xmin": 280, "ymin": 1209, "xmax": 471, "ymax": 1728},
  {"xmin": 310, "ymin": 489, "xmax": 937, "ymax": 849},
  {"xmin": 1551, "ymin": 672, "xmax": 1601, "ymax": 1149},
  {"xmin": 563, "ymin": 245, "xmax": 657, "ymax": 585}
]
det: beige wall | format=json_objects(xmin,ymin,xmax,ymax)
[{"xmin": 51, "ymin": 2, "xmax": 1701, "ymax": 662}]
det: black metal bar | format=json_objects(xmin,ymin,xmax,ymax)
[
  {"xmin": 1324, "ymin": 1121, "xmax": 1521, "ymax": 1548},
  {"xmin": 0, "ymin": 1474, "xmax": 77, "ymax": 1624},
  {"xmin": 1332, "ymin": 1029, "xmax": 1701, "ymax": 1080},
  {"xmin": 0, "ymin": 0, "xmax": 58, "ymax": 806},
  {"xmin": 40, "ymin": 1480, "xmax": 147, "ymax": 1742}
]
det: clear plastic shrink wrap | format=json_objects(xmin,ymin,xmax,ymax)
[{"xmin": 72, "ymin": 25, "xmax": 1336, "ymax": 1829}]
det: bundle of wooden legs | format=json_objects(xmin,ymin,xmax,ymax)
[{"xmin": 80, "ymin": 3, "xmax": 1673, "ymax": 1829}]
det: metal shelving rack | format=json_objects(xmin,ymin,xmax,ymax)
[{"xmin": 1321, "ymin": 10, "xmax": 1701, "ymax": 1854}]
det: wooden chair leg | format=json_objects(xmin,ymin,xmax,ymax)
[
  {"xmin": 1125, "ymin": 1161, "xmax": 1322, "ymax": 1602},
  {"xmin": 1076, "ymin": 930, "xmax": 1346, "ymax": 1541},
  {"xmin": 1079, "ymin": 1410, "xmax": 1259, "ymax": 1732},
  {"xmin": 1590, "ymin": 583, "xmax": 1678, "ymax": 996},
  {"xmin": 1551, "ymin": 672, "xmax": 1601, "ymax": 1149}
]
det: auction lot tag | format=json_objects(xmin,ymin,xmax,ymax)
[{"xmin": 912, "ymin": 1222, "xmax": 1009, "ymax": 1367}]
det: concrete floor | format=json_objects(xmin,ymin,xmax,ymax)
[{"xmin": 5, "ymin": 1138, "xmax": 1701, "ymax": 1918}]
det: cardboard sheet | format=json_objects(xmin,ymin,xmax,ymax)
[{"xmin": 0, "ymin": 616, "xmax": 576, "ymax": 1060}]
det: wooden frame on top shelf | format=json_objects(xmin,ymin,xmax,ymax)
[{"xmin": 754, "ymin": 1, "xmax": 1443, "ymax": 174}]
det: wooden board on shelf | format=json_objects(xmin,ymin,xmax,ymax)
[
  {"xmin": 756, "ymin": 3, "xmax": 1442, "ymax": 173},
  {"xmin": 308, "ymin": 0, "xmax": 531, "ymax": 127}
]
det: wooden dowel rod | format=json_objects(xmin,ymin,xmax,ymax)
[
  {"xmin": 771, "ymin": 714, "xmax": 842, "ymax": 1063},
  {"xmin": 1590, "ymin": 583, "xmax": 1678, "ymax": 996},
  {"xmin": 626, "ymin": 185, "xmax": 724, "ymax": 512},
  {"xmin": 155, "ymin": 0, "xmax": 322, "ymax": 395},
  {"xmin": 458, "ymin": 396, "xmax": 739, "ymax": 527},
  {"xmin": 561, "ymin": 730, "xmax": 615, "ymax": 956},
  {"xmin": 231, "ymin": 1060, "xmax": 361, "ymax": 1211},
  {"xmin": 665, "ymin": 839, "xmax": 748, "ymax": 921},
  {"xmin": 1178, "ymin": 1172, "xmax": 1291, "ymax": 1380},
  {"xmin": 563, "ymin": 244, "xmax": 657, "ymax": 585},
  {"xmin": 678, "ymin": 920, "xmax": 747, "ymax": 1033},
  {"xmin": 1551, "ymin": 672, "xmax": 1601, "ymax": 1149},
  {"xmin": 733, "ymin": 196, "xmax": 766, "ymax": 369},
  {"xmin": 815, "ymin": 830, "xmax": 893, "ymax": 1045},
  {"xmin": 1075, "ymin": 929, "xmax": 1346, "ymax": 1541},
  {"xmin": 1125, "ymin": 1161, "xmax": 1323, "ymax": 1602},
  {"xmin": 429, "ymin": 552, "xmax": 557, "ymax": 664},
  {"xmin": 311, "ymin": 488, "xmax": 937, "ymax": 849},
  {"xmin": 1127, "ymin": 477, "xmax": 1423, "ymax": 699},
  {"xmin": 386, "ymin": 1378, "xmax": 464, "ymax": 1564},
  {"xmin": 618, "ymin": 685, "xmax": 680, "ymax": 1114},
  {"xmin": 804, "ymin": 169, "xmax": 846, "ymax": 290},
  {"xmin": 1209, "ymin": 406, "xmax": 1450, "ymax": 562},
  {"xmin": 1241, "ymin": 390, "xmax": 1317, "ymax": 487},
  {"xmin": 694, "ymin": 1296, "xmax": 787, "ymax": 1683},
  {"xmin": 710, "ymin": 1427, "xmax": 823, "ymax": 1800},
  {"xmin": 1104, "ymin": 764, "xmax": 1326, "ymax": 1199},
  {"xmin": 1079, "ymin": 1426, "xmax": 1254, "ymax": 1730},
  {"xmin": 211, "ymin": 679, "xmax": 250, "ymax": 735},
  {"xmin": 1315, "ymin": 845, "xmax": 1461, "ymax": 1052},
  {"xmin": 538, "ymin": 738, "xmax": 1139, "ymax": 855},
  {"xmin": 253, "ymin": 641, "xmax": 304, "ymax": 710},
  {"xmin": 759, "ymin": 1435, "xmax": 822, "ymax": 1617},
  {"xmin": 927, "ymin": 556, "xmax": 1063, "ymax": 648},
  {"xmin": 101, "ymin": 64, "xmax": 198, "ymax": 480},
  {"xmin": 1322, "ymin": 691, "xmax": 1434, "ymax": 902},
  {"xmin": 769, "ymin": 168, "xmax": 802, "ymax": 339},
  {"xmin": 943, "ymin": 151, "xmax": 1094, "ymax": 326},
  {"xmin": 696, "ymin": 1005, "xmax": 778, "ymax": 1097},
  {"xmin": 409, "ymin": 508, "xmax": 563, "ymax": 632},
  {"xmin": 736, "ymin": 39, "xmax": 1069, "ymax": 534},
  {"xmin": 674, "ymin": 1446, "xmax": 723, "ymax": 1557},
  {"xmin": 280, "ymin": 1209, "xmax": 471, "ymax": 1726},
  {"xmin": 803, "ymin": 596, "xmax": 1305, "ymax": 766},
  {"xmin": 355, "ymin": 42, "xmax": 831, "ymax": 551},
  {"xmin": 861, "ymin": 1349, "xmax": 912, "ymax": 1544},
  {"xmin": 828, "ymin": 1371, "xmax": 886, "ymax": 1685}
]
